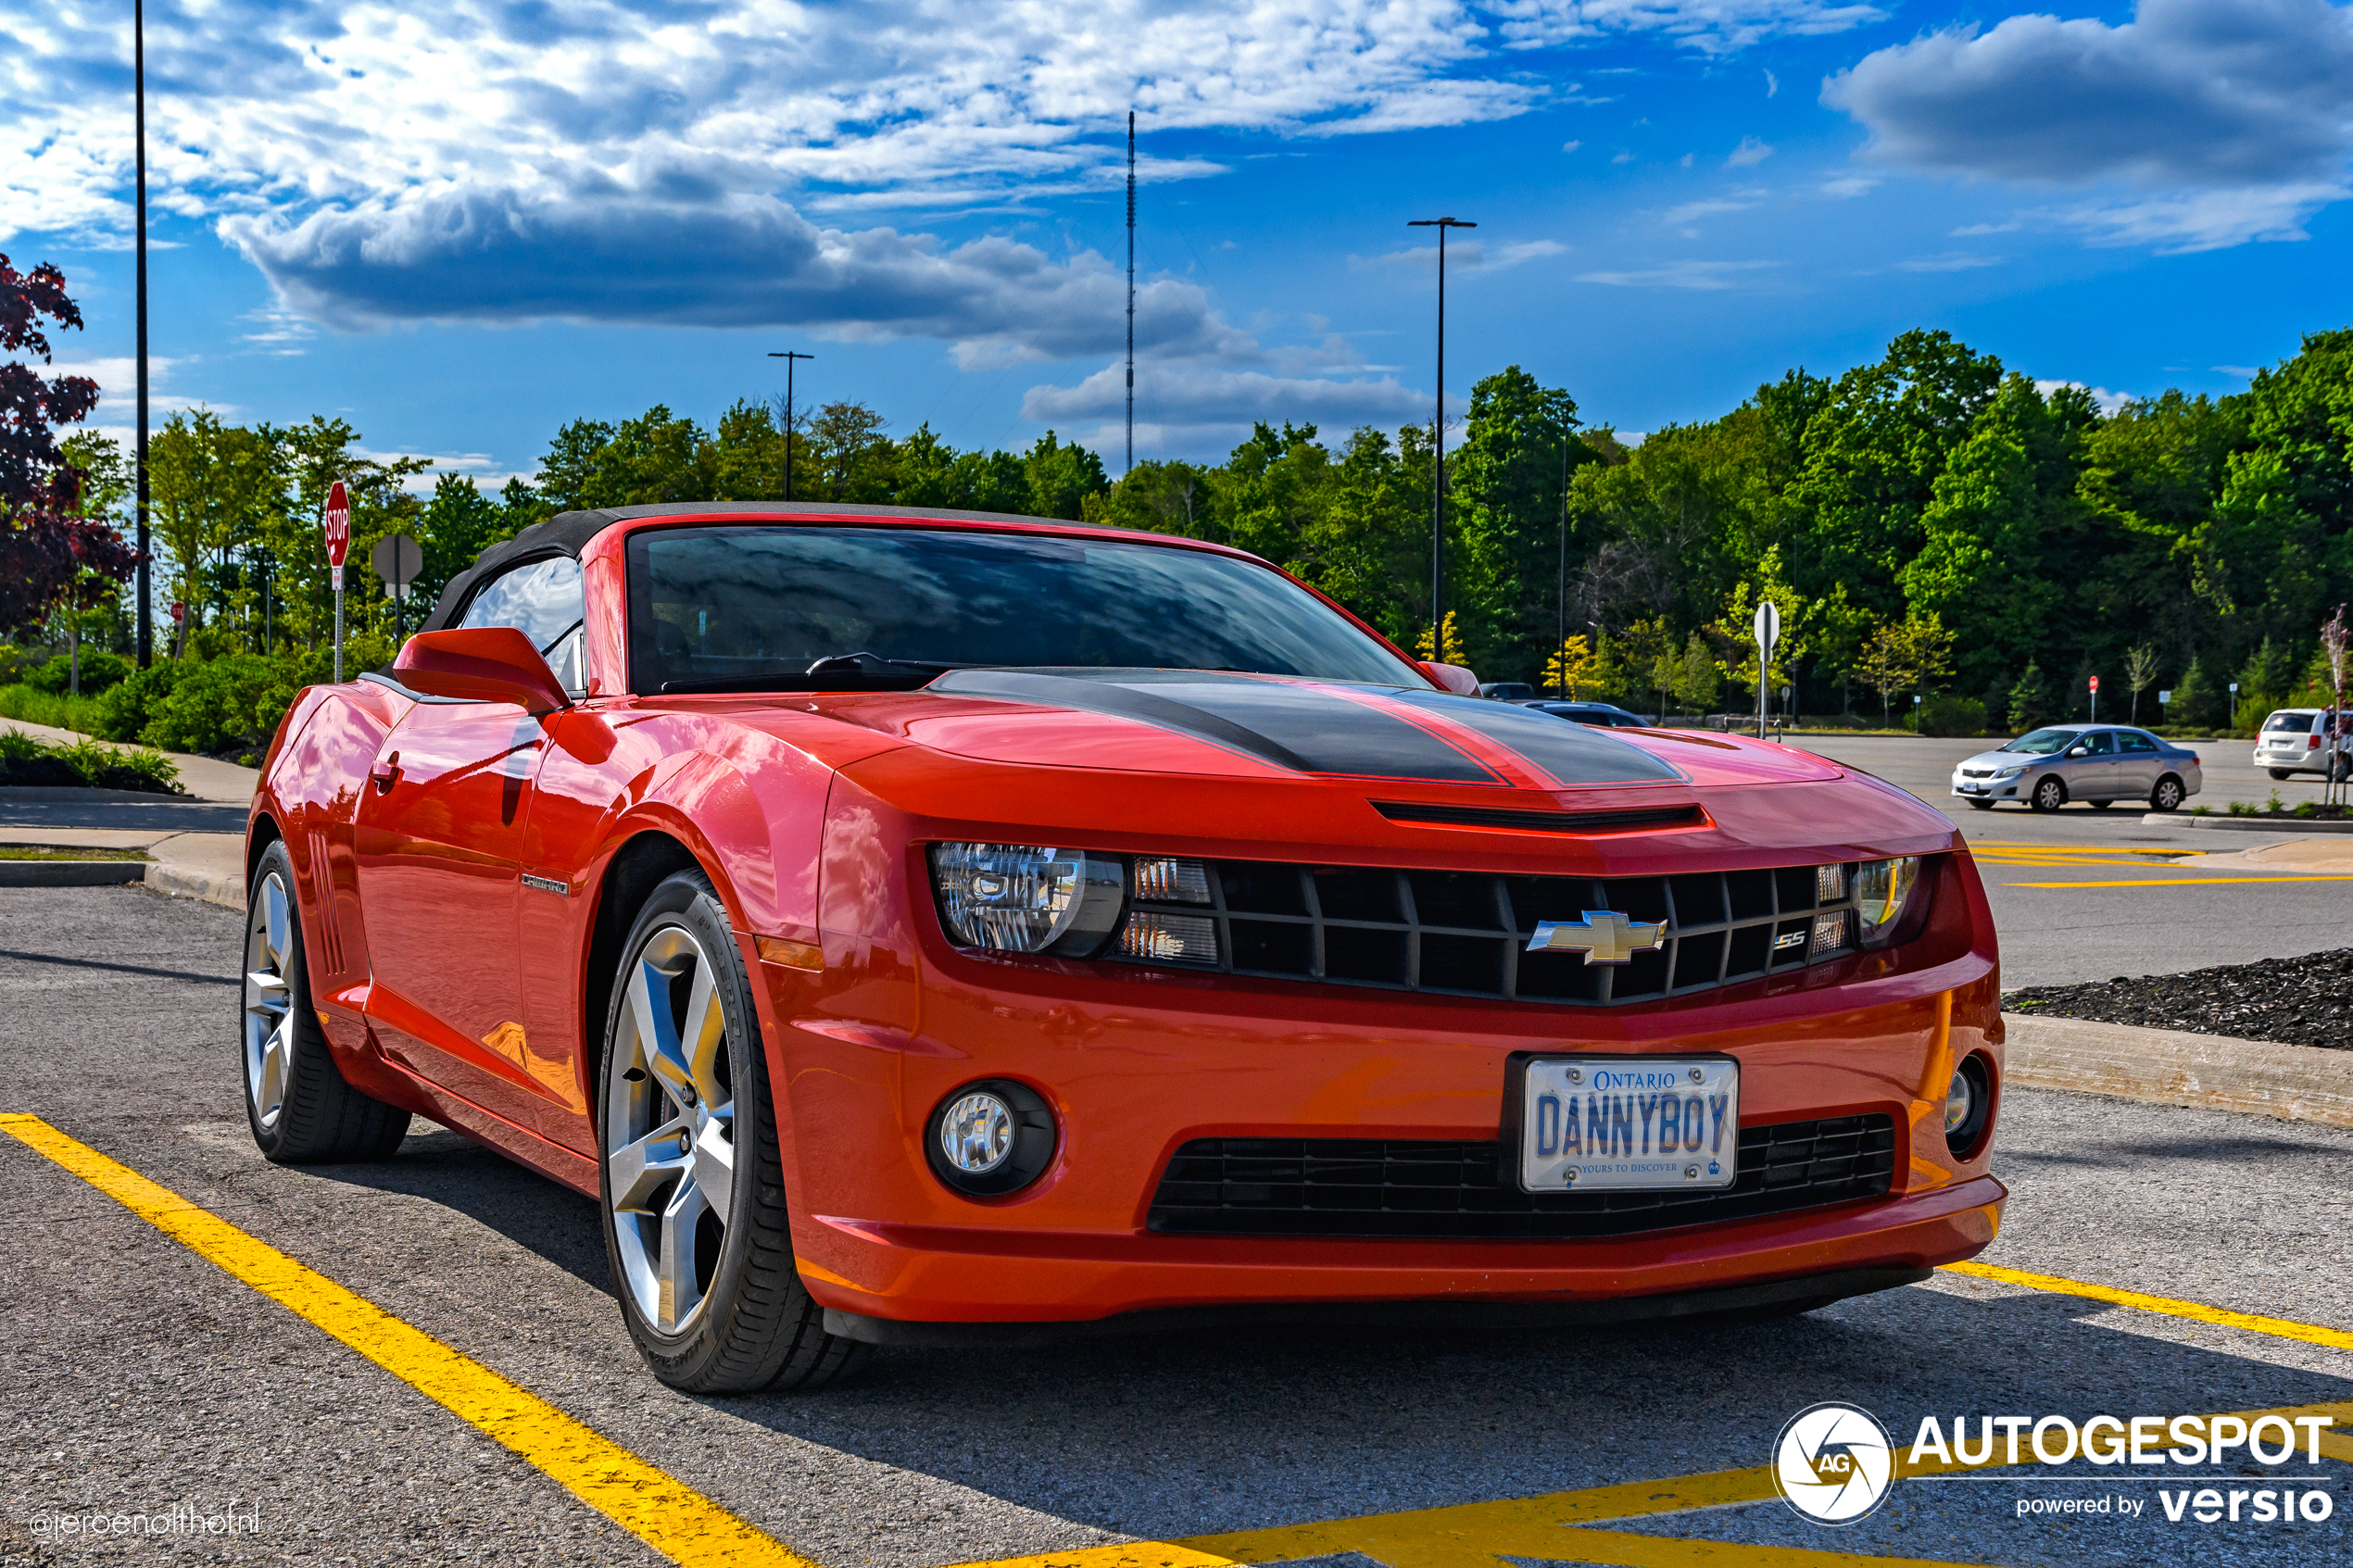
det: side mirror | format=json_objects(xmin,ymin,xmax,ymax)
[
  {"xmin": 2067, "ymin": 746, "xmax": 2087, "ymax": 757},
  {"xmin": 1425, "ymin": 661, "xmax": 1481, "ymax": 696},
  {"xmin": 394, "ymin": 628, "xmax": 571, "ymax": 714}
]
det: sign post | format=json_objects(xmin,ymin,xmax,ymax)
[
  {"xmin": 1752, "ymin": 599, "xmax": 1780, "ymax": 741},
  {"xmin": 2088, "ymin": 673, "xmax": 2099, "ymax": 723},
  {"xmin": 323, "ymin": 480, "xmax": 351, "ymax": 682},
  {"xmin": 371, "ymin": 532, "xmax": 423, "ymax": 645}
]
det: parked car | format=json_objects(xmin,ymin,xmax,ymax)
[
  {"xmin": 245, "ymin": 501, "xmax": 2004, "ymax": 1393},
  {"xmin": 1525, "ymin": 700, "xmax": 1652, "ymax": 728},
  {"xmin": 1478, "ymin": 681, "xmax": 1536, "ymax": 700},
  {"xmin": 1949, "ymin": 724, "xmax": 2202, "ymax": 812},
  {"xmin": 2252, "ymin": 708, "xmax": 2351, "ymax": 781}
]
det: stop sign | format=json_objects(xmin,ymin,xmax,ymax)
[
  {"xmin": 323, "ymin": 479, "xmax": 351, "ymax": 569},
  {"xmin": 2088, "ymin": 675, "xmax": 2100, "ymax": 692}
]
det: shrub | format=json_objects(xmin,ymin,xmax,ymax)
[
  {"xmin": 0, "ymin": 684, "xmax": 105, "ymax": 732},
  {"xmin": 94, "ymin": 659, "xmax": 189, "ymax": 743},
  {"xmin": 138, "ymin": 653, "xmax": 287, "ymax": 755},
  {"xmin": 1918, "ymin": 694, "xmax": 1985, "ymax": 738},
  {"xmin": 0, "ymin": 727, "xmax": 181, "ymax": 792},
  {"xmin": 23, "ymin": 646, "xmax": 131, "ymax": 695}
]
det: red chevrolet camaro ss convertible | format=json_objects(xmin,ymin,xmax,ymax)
[{"xmin": 241, "ymin": 501, "xmax": 2005, "ymax": 1392}]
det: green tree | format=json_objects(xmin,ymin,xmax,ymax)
[
  {"xmin": 2007, "ymin": 662, "xmax": 2052, "ymax": 733},
  {"xmin": 2171, "ymin": 655, "xmax": 2227, "ymax": 728},
  {"xmin": 1022, "ymin": 431, "xmax": 1108, "ymax": 520}
]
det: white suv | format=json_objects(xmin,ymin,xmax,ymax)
[{"xmin": 2253, "ymin": 709, "xmax": 2351, "ymax": 780}]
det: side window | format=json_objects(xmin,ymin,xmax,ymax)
[
  {"xmin": 2080, "ymin": 731, "xmax": 2115, "ymax": 755},
  {"xmin": 459, "ymin": 556, "xmax": 585, "ymax": 694},
  {"xmin": 2120, "ymin": 732, "xmax": 2158, "ymax": 753}
]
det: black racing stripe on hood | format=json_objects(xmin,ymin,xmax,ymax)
[
  {"xmin": 1385, "ymin": 690, "xmax": 1685, "ymax": 784},
  {"xmin": 928, "ymin": 670, "xmax": 1502, "ymax": 783}
]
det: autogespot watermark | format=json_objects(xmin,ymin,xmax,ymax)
[
  {"xmin": 29, "ymin": 1497, "xmax": 262, "ymax": 1542},
  {"xmin": 1772, "ymin": 1407, "xmax": 2338, "ymax": 1531}
]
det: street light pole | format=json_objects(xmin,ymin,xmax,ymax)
[
  {"xmin": 767, "ymin": 351, "xmax": 813, "ymax": 500},
  {"xmin": 134, "ymin": 0, "xmax": 152, "ymax": 668},
  {"xmin": 1406, "ymin": 217, "xmax": 1474, "ymax": 661}
]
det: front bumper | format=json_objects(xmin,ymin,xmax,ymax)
[
  {"xmin": 754, "ymin": 849, "xmax": 2006, "ymax": 1327},
  {"xmin": 1951, "ymin": 773, "xmax": 2025, "ymax": 799}
]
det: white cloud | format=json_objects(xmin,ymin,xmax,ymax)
[
  {"xmin": 1818, "ymin": 173, "xmax": 1879, "ymax": 198},
  {"xmin": 1355, "ymin": 237, "xmax": 1566, "ymax": 270},
  {"xmin": 1022, "ymin": 361, "xmax": 1429, "ymax": 445},
  {"xmin": 1822, "ymin": 0, "xmax": 2353, "ymax": 249},
  {"xmin": 1577, "ymin": 258, "xmax": 1780, "ymax": 288},
  {"xmin": 1896, "ymin": 252, "xmax": 2004, "ymax": 271},
  {"xmin": 1563, "ymin": 139, "xmax": 1583, "ymax": 153},
  {"xmin": 2212, "ymin": 364, "xmax": 2262, "ymax": 377},
  {"xmin": 1660, "ymin": 188, "xmax": 1768, "ymax": 223},
  {"xmin": 1490, "ymin": 0, "xmax": 1886, "ymax": 56},
  {"xmin": 1613, "ymin": 150, "xmax": 1638, "ymax": 163},
  {"xmin": 1727, "ymin": 135, "xmax": 1774, "ymax": 167},
  {"xmin": 1951, "ymin": 220, "xmax": 2020, "ymax": 236},
  {"xmin": 2035, "ymin": 378, "xmax": 2134, "ymax": 414},
  {"xmin": 1765, "ymin": 68, "xmax": 1780, "ymax": 96}
]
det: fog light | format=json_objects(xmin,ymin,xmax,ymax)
[
  {"xmin": 1944, "ymin": 1054, "xmax": 1992, "ymax": 1159},
  {"xmin": 938, "ymin": 1091, "xmax": 1014, "ymax": 1175},
  {"xmin": 924, "ymin": 1079, "xmax": 1059, "ymax": 1198}
]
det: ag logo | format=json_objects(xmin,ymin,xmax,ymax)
[{"xmin": 1771, "ymin": 1402, "xmax": 1895, "ymax": 1525}]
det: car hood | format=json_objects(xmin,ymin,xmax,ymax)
[
  {"xmin": 1956, "ymin": 748, "xmax": 2045, "ymax": 771},
  {"xmin": 752, "ymin": 669, "xmax": 1848, "ymax": 791}
]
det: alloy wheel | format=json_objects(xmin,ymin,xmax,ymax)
[
  {"xmin": 242, "ymin": 872, "xmax": 297, "ymax": 1131},
  {"xmin": 605, "ymin": 922, "xmax": 736, "ymax": 1336},
  {"xmin": 2033, "ymin": 777, "xmax": 2065, "ymax": 812},
  {"xmin": 2153, "ymin": 777, "xmax": 2183, "ymax": 810}
]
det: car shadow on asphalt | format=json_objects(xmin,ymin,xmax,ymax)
[{"xmin": 296, "ymin": 1123, "xmax": 615, "ymax": 1295}]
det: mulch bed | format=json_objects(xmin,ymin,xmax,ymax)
[{"xmin": 2007, "ymin": 950, "xmax": 2353, "ymax": 1051}]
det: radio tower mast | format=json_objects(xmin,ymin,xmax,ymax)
[{"xmin": 1126, "ymin": 109, "xmax": 1137, "ymax": 475}]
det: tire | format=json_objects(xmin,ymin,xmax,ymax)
[
  {"xmin": 2031, "ymin": 775, "xmax": 2067, "ymax": 813},
  {"xmin": 2270, "ymin": 769, "xmax": 2293, "ymax": 781},
  {"xmin": 1967, "ymin": 799, "xmax": 1995, "ymax": 811},
  {"xmin": 242, "ymin": 840, "xmax": 411, "ymax": 1162},
  {"xmin": 597, "ymin": 870, "xmax": 867, "ymax": 1394},
  {"xmin": 2149, "ymin": 775, "xmax": 2184, "ymax": 812}
]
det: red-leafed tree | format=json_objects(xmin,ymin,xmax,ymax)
[{"xmin": 1, "ymin": 255, "xmax": 135, "ymax": 632}]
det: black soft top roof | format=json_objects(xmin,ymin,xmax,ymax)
[{"xmin": 418, "ymin": 500, "xmax": 1077, "ymax": 634}]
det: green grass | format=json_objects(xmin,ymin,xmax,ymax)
[
  {"xmin": 0, "ymin": 846, "xmax": 150, "ymax": 861},
  {"xmin": 0, "ymin": 684, "xmax": 103, "ymax": 734}
]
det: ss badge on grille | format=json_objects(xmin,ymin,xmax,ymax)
[{"xmin": 1526, "ymin": 909, "xmax": 1667, "ymax": 965}]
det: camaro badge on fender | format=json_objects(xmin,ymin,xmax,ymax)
[{"xmin": 1527, "ymin": 910, "xmax": 1667, "ymax": 964}]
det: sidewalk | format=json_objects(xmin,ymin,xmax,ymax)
[{"xmin": 1, "ymin": 718, "xmax": 256, "ymax": 909}]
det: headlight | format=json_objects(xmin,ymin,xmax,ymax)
[
  {"xmin": 928, "ymin": 843, "xmax": 1124, "ymax": 956},
  {"xmin": 1995, "ymin": 763, "xmax": 2028, "ymax": 778},
  {"xmin": 1854, "ymin": 856, "xmax": 1920, "ymax": 947}
]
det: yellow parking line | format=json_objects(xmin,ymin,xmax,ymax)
[
  {"xmin": 1941, "ymin": 1261, "xmax": 2353, "ymax": 1354},
  {"xmin": 0, "ymin": 1113, "xmax": 811, "ymax": 1568},
  {"xmin": 2004, "ymin": 874, "xmax": 2353, "ymax": 888}
]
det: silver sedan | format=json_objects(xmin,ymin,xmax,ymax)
[{"xmin": 1949, "ymin": 724, "xmax": 2204, "ymax": 813}]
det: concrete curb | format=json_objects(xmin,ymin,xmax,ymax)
[
  {"xmin": 144, "ymin": 832, "xmax": 247, "ymax": 912},
  {"xmin": 2144, "ymin": 813, "xmax": 2353, "ymax": 833},
  {"xmin": 0, "ymin": 859, "xmax": 147, "ymax": 888},
  {"xmin": 2002, "ymin": 1012, "xmax": 2353, "ymax": 1130}
]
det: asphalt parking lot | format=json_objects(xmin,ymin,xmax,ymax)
[
  {"xmin": 1791, "ymin": 734, "xmax": 2353, "ymax": 987},
  {"xmin": 3, "ymin": 877, "xmax": 2347, "ymax": 1568}
]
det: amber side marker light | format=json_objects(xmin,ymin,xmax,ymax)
[{"xmin": 754, "ymin": 935, "xmax": 823, "ymax": 971}]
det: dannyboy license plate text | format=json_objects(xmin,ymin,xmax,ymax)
[{"xmin": 1520, "ymin": 1058, "xmax": 1739, "ymax": 1191}]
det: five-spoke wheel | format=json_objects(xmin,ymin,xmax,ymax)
[{"xmin": 595, "ymin": 868, "xmax": 865, "ymax": 1392}]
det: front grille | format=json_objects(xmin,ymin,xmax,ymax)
[
  {"xmin": 1148, "ymin": 1114, "xmax": 1897, "ymax": 1238},
  {"xmin": 1959, "ymin": 767, "xmax": 1995, "ymax": 779},
  {"xmin": 1371, "ymin": 800, "xmax": 1705, "ymax": 834},
  {"xmin": 1111, "ymin": 858, "xmax": 1875, "ymax": 1005}
]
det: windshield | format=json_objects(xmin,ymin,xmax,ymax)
[
  {"xmin": 2264, "ymin": 712, "xmax": 2316, "ymax": 733},
  {"xmin": 2000, "ymin": 728, "xmax": 2082, "ymax": 754},
  {"xmin": 624, "ymin": 524, "xmax": 1423, "ymax": 693}
]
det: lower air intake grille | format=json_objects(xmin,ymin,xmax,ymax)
[{"xmin": 1146, "ymin": 1114, "xmax": 1896, "ymax": 1238}]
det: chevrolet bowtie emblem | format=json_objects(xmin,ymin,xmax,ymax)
[{"xmin": 1527, "ymin": 909, "xmax": 1667, "ymax": 965}]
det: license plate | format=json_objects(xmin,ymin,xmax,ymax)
[
  {"xmin": 1957, "ymin": 783, "xmax": 1984, "ymax": 793},
  {"xmin": 1518, "ymin": 1057, "xmax": 1740, "ymax": 1192}
]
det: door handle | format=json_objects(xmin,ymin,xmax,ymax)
[{"xmin": 370, "ymin": 755, "xmax": 402, "ymax": 794}]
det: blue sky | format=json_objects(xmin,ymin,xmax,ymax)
[{"xmin": 8, "ymin": 0, "xmax": 2352, "ymax": 485}]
